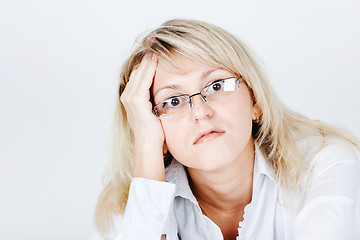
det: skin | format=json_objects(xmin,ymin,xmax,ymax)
[
  {"xmin": 121, "ymin": 53, "xmax": 260, "ymax": 240},
  {"xmin": 121, "ymin": 54, "xmax": 166, "ymax": 182}
]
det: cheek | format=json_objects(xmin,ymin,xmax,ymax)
[
  {"xmin": 161, "ymin": 119, "xmax": 195, "ymax": 166},
  {"xmin": 221, "ymin": 105, "xmax": 253, "ymax": 144},
  {"xmin": 217, "ymin": 94, "xmax": 255, "ymax": 145},
  {"xmin": 221, "ymin": 94, "xmax": 254, "ymax": 125},
  {"xmin": 161, "ymin": 120, "xmax": 185, "ymax": 149}
]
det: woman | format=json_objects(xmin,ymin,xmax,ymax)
[{"xmin": 93, "ymin": 19, "xmax": 360, "ymax": 240}]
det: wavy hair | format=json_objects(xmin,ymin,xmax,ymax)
[{"xmin": 94, "ymin": 19, "xmax": 360, "ymax": 239}]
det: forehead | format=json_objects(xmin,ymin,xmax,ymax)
[{"xmin": 153, "ymin": 54, "xmax": 223, "ymax": 90}]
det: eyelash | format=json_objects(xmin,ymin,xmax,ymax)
[{"xmin": 205, "ymin": 78, "xmax": 223, "ymax": 88}]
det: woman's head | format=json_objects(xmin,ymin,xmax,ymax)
[
  {"xmin": 153, "ymin": 53, "xmax": 260, "ymax": 172},
  {"xmin": 119, "ymin": 19, "xmax": 279, "ymax": 160}
]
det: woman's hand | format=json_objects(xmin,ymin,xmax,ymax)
[{"xmin": 120, "ymin": 54, "xmax": 167, "ymax": 182}]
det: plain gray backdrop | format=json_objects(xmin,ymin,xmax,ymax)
[{"xmin": 1, "ymin": 0, "xmax": 359, "ymax": 239}]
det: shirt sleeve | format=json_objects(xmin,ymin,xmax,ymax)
[
  {"xmin": 293, "ymin": 144, "xmax": 360, "ymax": 240},
  {"xmin": 115, "ymin": 177, "xmax": 179, "ymax": 240}
]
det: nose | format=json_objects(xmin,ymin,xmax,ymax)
[{"xmin": 189, "ymin": 93, "xmax": 214, "ymax": 122}]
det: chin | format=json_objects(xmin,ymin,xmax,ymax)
[
  {"xmin": 187, "ymin": 153, "xmax": 236, "ymax": 172},
  {"xmin": 170, "ymin": 139, "xmax": 248, "ymax": 171}
]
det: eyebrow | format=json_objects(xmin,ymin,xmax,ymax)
[{"xmin": 154, "ymin": 68, "xmax": 220, "ymax": 96}]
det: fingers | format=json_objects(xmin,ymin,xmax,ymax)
[
  {"xmin": 120, "ymin": 54, "xmax": 158, "ymax": 108},
  {"xmin": 139, "ymin": 54, "xmax": 158, "ymax": 90},
  {"xmin": 126, "ymin": 54, "xmax": 157, "ymax": 96}
]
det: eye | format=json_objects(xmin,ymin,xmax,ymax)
[
  {"xmin": 211, "ymin": 81, "xmax": 224, "ymax": 92},
  {"xmin": 170, "ymin": 97, "xmax": 180, "ymax": 106},
  {"xmin": 204, "ymin": 80, "xmax": 225, "ymax": 93},
  {"xmin": 161, "ymin": 96, "xmax": 185, "ymax": 108}
]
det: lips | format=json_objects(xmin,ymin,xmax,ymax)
[{"xmin": 193, "ymin": 127, "xmax": 225, "ymax": 145}]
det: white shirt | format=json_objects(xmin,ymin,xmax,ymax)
[{"xmin": 92, "ymin": 139, "xmax": 360, "ymax": 240}]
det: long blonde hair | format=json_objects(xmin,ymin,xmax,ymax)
[{"xmin": 94, "ymin": 19, "xmax": 360, "ymax": 239}]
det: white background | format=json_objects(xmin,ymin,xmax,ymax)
[{"xmin": 1, "ymin": 0, "xmax": 359, "ymax": 239}]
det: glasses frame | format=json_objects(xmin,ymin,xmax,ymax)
[{"xmin": 153, "ymin": 76, "xmax": 245, "ymax": 118}]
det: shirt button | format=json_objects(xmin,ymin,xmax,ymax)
[{"xmin": 156, "ymin": 214, "xmax": 164, "ymax": 222}]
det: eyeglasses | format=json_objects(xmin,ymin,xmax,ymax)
[{"xmin": 153, "ymin": 76, "xmax": 244, "ymax": 119}]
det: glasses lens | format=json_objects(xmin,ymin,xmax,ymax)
[
  {"xmin": 202, "ymin": 78, "xmax": 238, "ymax": 102},
  {"xmin": 154, "ymin": 95, "xmax": 188, "ymax": 118}
]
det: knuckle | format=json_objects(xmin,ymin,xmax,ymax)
[
  {"xmin": 129, "ymin": 69, "xmax": 138, "ymax": 79},
  {"xmin": 120, "ymin": 94, "xmax": 128, "ymax": 105}
]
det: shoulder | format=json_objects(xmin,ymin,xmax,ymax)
[
  {"xmin": 297, "ymin": 136, "xmax": 360, "ymax": 173},
  {"xmin": 289, "ymin": 137, "xmax": 360, "ymax": 238},
  {"xmin": 297, "ymin": 136, "xmax": 360, "ymax": 201},
  {"xmin": 281, "ymin": 136, "xmax": 360, "ymax": 209}
]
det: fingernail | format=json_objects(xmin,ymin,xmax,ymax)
[{"xmin": 148, "ymin": 37, "xmax": 155, "ymax": 46}]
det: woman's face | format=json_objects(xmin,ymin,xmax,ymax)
[{"xmin": 152, "ymin": 54, "xmax": 259, "ymax": 172}]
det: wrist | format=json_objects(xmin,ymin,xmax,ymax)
[
  {"xmin": 133, "ymin": 140, "xmax": 166, "ymax": 182},
  {"xmin": 134, "ymin": 133, "xmax": 164, "ymax": 146}
]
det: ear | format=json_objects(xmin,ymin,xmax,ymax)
[{"xmin": 252, "ymin": 104, "xmax": 261, "ymax": 121}]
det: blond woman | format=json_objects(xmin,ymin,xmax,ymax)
[{"xmin": 93, "ymin": 19, "xmax": 360, "ymax": 240}]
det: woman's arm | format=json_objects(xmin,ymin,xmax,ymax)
[
  {"xmin": 118, "ymin": 178, "xmax": 178, "ymax": 239},
  {"xmin": 120, "ymin": 53, "xmax": 166, "ymax": 182},
  {"xmin": 117, "ymin": 54, "xmax": 178, "ymax": 239}
]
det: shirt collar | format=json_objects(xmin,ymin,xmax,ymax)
[
  {"xmin": 165, "ymin": 157, "xmax": 198, "ymax": 205},
  {"xmin": 165, "ymin": 141, "xmax": 275, "ymax": 204},
  {"xmin": 253, "ymin": 141, "xmax": 275, "ymax": 183}
]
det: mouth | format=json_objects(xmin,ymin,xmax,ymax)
[{"xmin": 193, "ymin": 127, "xmax": 226, "ymax": 145}]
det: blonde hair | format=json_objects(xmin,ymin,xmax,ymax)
[{"xmin": 94, "ymin": 19, "xmax": 360, "ymax": 239}]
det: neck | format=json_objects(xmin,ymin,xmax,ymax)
[{"xmin": 187, "ymin": 139, "xmax": 255, "ymax": 213}]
